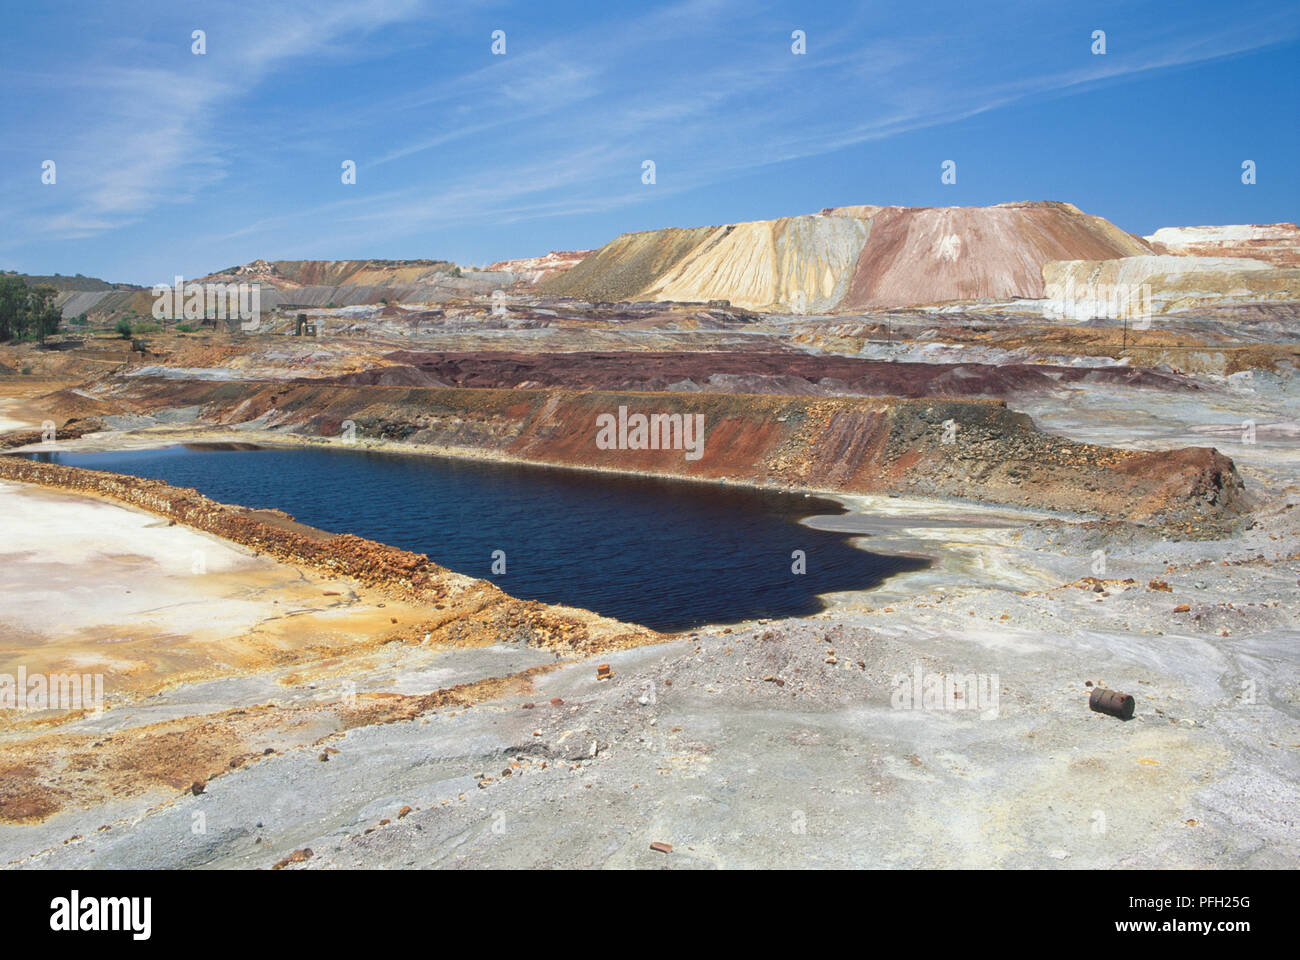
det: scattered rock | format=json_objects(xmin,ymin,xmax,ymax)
[{"xmin": 272, "ymin": 848, "xmax": 313, "ymax": 870}]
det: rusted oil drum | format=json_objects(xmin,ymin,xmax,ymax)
[{"xmin": 1089, "ymin": 687, "xmax": 1135, "ymax": 720}]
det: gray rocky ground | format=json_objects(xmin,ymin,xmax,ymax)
[{"xmin": 5, "ymin": 465, "xmax": 1295, "ymax": 869}]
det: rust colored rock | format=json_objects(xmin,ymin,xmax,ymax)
[
  {"xmin": 398, "ymin": 805, "xmax": 412, "ymax": 819},
  {"xmin": 1089, "ymin": 688, "xmax": 1135, "ymax": 720},
  {"xmin": 649, "ymin": 841, "xmax": 673, "ymax": 854},
  {"xmin": 1147, "ymin": 579, "xmax": 1172, "ymax": 592},
  {"xmin": 272, "ymin": 848, "xmax": 314, "ymax": 870},
  {"xmin": 550, "ymin": 697, "xmax": 564, "ymax": 706},
  {"xmin": 1174, "ymin": 604, "xmax": 1191, "ymax": 613},
  {"xmin": 596, "ymin": 664, "xmax": 613, "ymax": 681}
]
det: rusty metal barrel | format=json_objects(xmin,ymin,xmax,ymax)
[{"xmin": 1089, "ymin": 687, "xmax": 1135, "ymax": 720}]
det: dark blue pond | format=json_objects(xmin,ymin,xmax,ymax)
[{"xmin": 22, "ymin": 445, "xmax": 927, "ymax": 631}]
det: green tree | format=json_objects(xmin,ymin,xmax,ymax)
[
  {"xmin": 0, "ymin": 275, "xmax": 26, "ymax": 341},
  {"xmin": 27, "ymin": 285, "xmax": 62, "ymax": 343},
  {"xmin": 0, "ymin": 278, "xmax": 63, "ymax": 341},
  {"xmin": 115, "ymin": 318, "xmax": 133, "ymax": 338}
]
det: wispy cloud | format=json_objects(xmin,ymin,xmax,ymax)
[
  {"xmin": 2, "ymin": 0, "xmax": 1295, "ymax": 277},
  {"xmin": 2, "ymin": 0, "xmax": 430, "ymax": 241},
  {"xmin": 287, "ymin": 1, "xmax": 1298, "ymax": 246}
]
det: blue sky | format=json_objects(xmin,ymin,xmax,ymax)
[{"xmin": 2, "ymin": 0, "xmax": 1297, "ymax": 285}]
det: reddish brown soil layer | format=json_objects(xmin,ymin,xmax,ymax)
[{"xmin": 336, "ymin": 350, "xmax": 1196, "ymax": 397}]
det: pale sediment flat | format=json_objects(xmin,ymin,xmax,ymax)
[
  {"xmin": 0, "ymin": 479, "xmax": 440, "ymax": 700},
  {"xmin": 0, "ymin": 397, "xmax": 35, "ymax": 431}
]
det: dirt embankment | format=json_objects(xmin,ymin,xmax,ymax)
[
  {"xmin": 88, "ymin": 378, "xmax": 1247, "ymax": 524},
  {"xmin": 0, "ymin": 417, "xmax": 103, "ymax": 450},
  {"xmin": 337, "ymin": 350, "xmax": 1196, "ymax": 397},
  {"xmin": 0, "ymin": 455, "xmax": 657, "ymax": 656}
]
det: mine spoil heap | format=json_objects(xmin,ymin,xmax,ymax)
[{"xmin": 541, "ymin": 201, "xmax": 1153, "ymax": 311}]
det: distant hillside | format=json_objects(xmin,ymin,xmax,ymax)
[
  {"xmin": 199, "ymin": 258, "xmax": 459, "ymax": 288},
  {"xmin": 193, "ymin": 258, "xmax": 511, "ymax": 310},
  {"xmin": 0, "ymin": 271, "xmax": 146, "ymax": 323},
  {"xmin": 14, "ymin": 258, "xmax": 512, "ymax": 322},
  {"xmin": 540, "ymin": 202, "xmax": 1154, "ymax": 311},
  {"xmin": 1, "ymin": 271, "xmax": 140, "ymax": 293}
]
